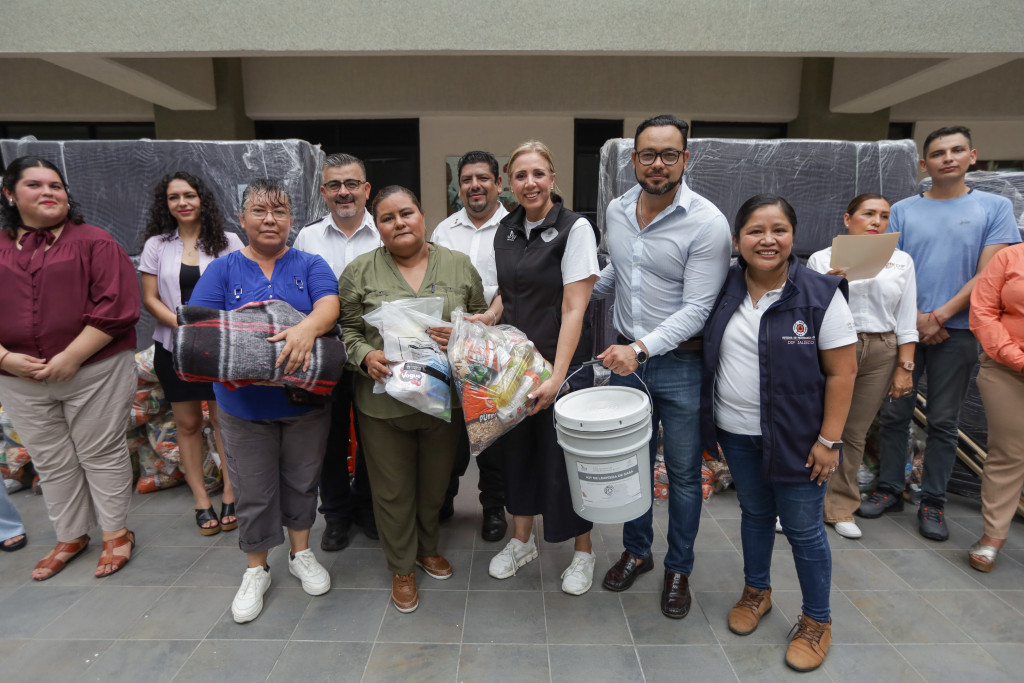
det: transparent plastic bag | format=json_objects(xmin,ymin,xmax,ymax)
[
  {"xmin": 363, "ymin": 298, "xmax": 453, "ymax": 421},
  {"xmin": 447, "ymin": 309, "xmax": 553, "ymax": 455}
]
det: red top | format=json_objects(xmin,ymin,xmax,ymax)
[
  {"xmin": 0, "ymin": 221, "xmax": 140, "ymax": 375},
  {"xmin": 971, "ymin": 243, "xmax": 1024, "ymax": 372}
]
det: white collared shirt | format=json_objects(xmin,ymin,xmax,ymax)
[
  {"xmin": 293, "ymin": 209, "xmax": 381, "ymax": 279},
  {"xmin": 431, "ymin": 204, "xmax": 509, "ymax": 304}
]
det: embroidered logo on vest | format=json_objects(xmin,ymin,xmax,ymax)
[
  {"xmin": 793, "ymin": 320, "xmax": 808, "ymax": 336},
  {"xmin": 541, "ymin": 227, "xmax": 558, "ymax": 242},
  {"xmin": 506, "ymin": 231, "xmax": 517, "ymax": 242}
]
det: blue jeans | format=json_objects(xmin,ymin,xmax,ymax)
[
  {"xmin": 615, "ymin": 348, "xmax": 702, "ymax": 575},
  {"xmin": 717, "ymin": 429, "xmax": 831, "ymax": 622},
  {"xmin": 877, "ymin": 328, "xmax": 979, "ymax": 504},
  {"xmin": 0, "ymin": 482, "xmax": 26, "ymax": 543}
]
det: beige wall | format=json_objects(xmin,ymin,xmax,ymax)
[
  {"xmin": 0, "ymin": 59, "xmax": 152, "ymax": 121},
  {"xmin": 912, "ymin": 120, "xmax": 1024, "ymax": 162},
  {"xmin": 420, "ymin": 117, "xmax": 575, "ymax": 231}
]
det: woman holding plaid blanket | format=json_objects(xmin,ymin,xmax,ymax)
[{"xmin": 188, "ymin": 178, "xmax": 340, "ymax": 624}]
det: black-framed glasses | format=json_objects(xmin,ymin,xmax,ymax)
[
  {"xmin": 322, "ymin": 179, "xmax": 364, "ymax": 192},
  {"xmin": 636, "ymin": 148, "xmax": 683, "ymax": 166}
]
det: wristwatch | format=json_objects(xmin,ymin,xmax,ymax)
[
  {"xmin": 629, "ymin": 342, "xmax": 648, "ymax": 365},
  {"xmin": 817, "ymin": 434, "xmax": 843, "ymax": 450},
  {"xmin": 899, "ymin": 360, "xmax": 915, "ymax": 372}
]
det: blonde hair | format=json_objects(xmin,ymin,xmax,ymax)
[{"xmin": 506, "ymin": 140, "xmax": 563, "ymax": 198}]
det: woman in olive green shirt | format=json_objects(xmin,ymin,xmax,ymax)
[{"xmin": 340, "ymin": 186, "xmax": 486, "ymax": 614}]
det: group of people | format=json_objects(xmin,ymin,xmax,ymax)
[{"xmin": 1, "ymin": 118, "xmax": 1021, "ymax": 673}]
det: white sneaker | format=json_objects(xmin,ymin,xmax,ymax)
[
  {"xmin": 289, "ymin": 548, "xmax": 331, "ymax": 595},
  {"xmin": 232, "ymin": 565, "xmax": 271, "ymax": 623},
  {"xmin": 775, "ymin": 517, "xmax": 784, "ymax": 533},
  {"xmin": 560, "ymin": 550, "xmax": 596, "ymax": 595},
  {"xmin": 488, "ymin": 535, "xmax": 538, "ymax": 579},
  {"xmin": 833, "ymin": 521, "xmax": 863, "ymax": 539}
]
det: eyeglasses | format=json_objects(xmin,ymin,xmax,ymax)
[
  {"xmin": 322, "ymin": 179, "xmax": 364, "ymax": 192},
  {"xmin": 636, "ymin": 148, "xmax": 684, "ymax": 166},
  {"xmin": 247, "ymin": 207, "xmax": 290, "ymax": 221}
]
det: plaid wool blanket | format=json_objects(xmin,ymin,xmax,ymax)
[{"xmin": 173, "ymin": 300, "xmax": 347, "ymax": 395}]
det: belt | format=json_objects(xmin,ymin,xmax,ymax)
[{"xmin": 617, "ymin": 334, "xmax": 703, "ymax": 353}]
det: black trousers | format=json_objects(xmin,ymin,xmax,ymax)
[
  {"xmin": 445, "ymin": 423, "xmax": 505, "ymax": 510},
  {"xmin": 318, "ymin": 369, "xmax": 374, "ymax": 525}
]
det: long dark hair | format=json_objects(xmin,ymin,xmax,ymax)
[
  {"xmin": 1, "ymin": 156, "xmax": 84, "ymax": 239},
  {"xmin": 142, "ymin": 171, "xmax": 229, "ymax": 256}
]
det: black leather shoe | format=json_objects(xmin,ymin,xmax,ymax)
[
  {"xmin": 355, "ymin": 513, "xmax": 379, "ymax": 541},
  {"xmin": 481, "ymin": 507, "xmax": 508, "ymax": 542},
  {"xmin": 320, "ymin": 520, "xmax": 351, "ymax": 552},
  {"xmin": 602, "ymin": 551, "xmax": 653, "ymax": 592},
  {"xmin": 661, "ymin": 570, "xmax": 691, "ymax": 619},
  {"xmin": 438, "ymin": 498, "xmax": 455, "ymax": 523}
]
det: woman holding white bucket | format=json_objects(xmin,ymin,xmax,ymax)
[
  {"xmin": 479, "ymin": 140, "xmax": 602, "ymax": 595},
  {"xmin": 700, "ymin": 194, "xmax": 857, "ymax": 672}
]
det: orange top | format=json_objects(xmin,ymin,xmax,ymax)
[{"xmin": 970, "ymin": 242, "xmax": 1024, "ymax": 372}]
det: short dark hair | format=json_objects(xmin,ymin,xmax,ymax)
[
  {"xmin": 634, "ymin": 115, "xmax": 690, "ymax": 151},
  {"xmin": 923, "ymin": 125, "xmax": 973, "ymax": 155},
  {"xmin": 846, "ymin": 192, "xmax": 889, "ymax": 216},
  {"xmin": 1, "ymin": 156, "xmax": 84, "ymax": 238},
  {"xmin": 457, "ymin": 151, "xmax": 500, "ymax": 182},
  {"xmin": 733, "ymin": 194, "xmax": 797, "ymax": 268},
  {"xmin": 240, "ymin": 178, "xmax": 291, "ymax": 214},
  {"xmin": 371, "ymin": 185, "xmax": 422, "ymax": 220},
  {"xmin": 323, "ymin": 153, "xmax": 366, "ymax": 178}
]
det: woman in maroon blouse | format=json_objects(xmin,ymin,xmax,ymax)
[{"xmin": 0, "ymin": 156, "xmax": 141, "ymax": 581}]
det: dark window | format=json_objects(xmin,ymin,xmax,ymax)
[
  {"xmin": 255, "ymin": 119, "xmax": 420, "ymax": 198},
  {"xmin": 0, "ymin": 122, "xmax": 155, "ymax": 140},
  {"xmin": 574, "ymin": 118, "xmax": 623, "ymax": 223},
  {"xmin": 888, "ymin": 122, "xmax": 914, "ymax": 140},
  {"xmin": 690, "ymin": 121, "xmax": 788, "ymax": 139}
]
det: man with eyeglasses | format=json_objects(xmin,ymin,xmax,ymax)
[
  {"xmin": 431, "ymin": 150, "xmax": 509, "ymax": 542},
  {"xmin": 294, "ymin": 153, "xmax": 382, "ymax": 552},
  {"xmin": 594, "ymin": 115, "xmax": 732, "ymax": 619}
]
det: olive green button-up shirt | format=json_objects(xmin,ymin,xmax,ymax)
[{"xmin": 340, "ymin": 243, "xmax": 487, "ymax": 419}]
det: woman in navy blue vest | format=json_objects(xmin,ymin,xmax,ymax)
[
  {"xmin": 700, "ymin": 194, "xmax": 857, "ymax": 672},
  {"xmin": 481, "ymin": 140, "xmax": 602, "ymax": 595}
]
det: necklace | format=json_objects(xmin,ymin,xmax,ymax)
[
  {"xmin": 636, "ymin": 194, "xmax": 649, "ymax": 230},
  {"xmin": 746, "ymin": 264, "xmax": 790, "ymax": 309}
]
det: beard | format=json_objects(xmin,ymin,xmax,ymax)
[{"xmin": 637, "ymin": 175, "xmax": 682, "ymax": 196}]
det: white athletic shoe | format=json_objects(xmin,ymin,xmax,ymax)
[
  {"xmin": 775, "ymin": 517, "xmax": 784, "ymax": 533},
  {"xmin": 833, "ymin": 521, "xmax": 863, "ymax": 539},
  {"xmin": 488, "ymin": 535, "xmax": 538, "ymax": 579},
  {"xmin": 232, "ymin": 565, "xmax": 271, "ymax": 623},
  {"xmin": 289, "ymin": 548, "xmax": 331, "ymax": 595},
  {"xmin": 560, "ymin": 550, "xmax": 596, "ymax": 595}
]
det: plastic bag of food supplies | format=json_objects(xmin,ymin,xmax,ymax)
[
  {"xmin": 447, "ymin": 309, "xmax": 553, "ymax": 456},
  {"xmin": 363, "ymin": 297, "xmax": 453, "ymax": 422}
]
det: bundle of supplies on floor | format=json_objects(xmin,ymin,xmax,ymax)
[
  {"xmin": 0, "ymin": 405, "xmax": 35, "ymax": 493},
  {"xmin": 362, "ymin": 297, "xmax": 453, "ymax": 421},
  {"xmin": 448, "ymin": 309, "xmax": 553, "ymax": 455}
]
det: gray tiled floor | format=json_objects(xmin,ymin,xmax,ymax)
[{"xmin": 2, "ymin": 460, "xmax": 1023, "ymax": 682}]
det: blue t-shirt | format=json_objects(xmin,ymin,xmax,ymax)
[
  {"xmin": 188, "ymin": 248, "xmax": 338, "ymax": 420},
  {"xmin": 887, "ymin": 189, "xmax": 1020, "ymax": 329}
]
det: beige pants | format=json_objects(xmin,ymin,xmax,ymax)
[
  {"xmin": 824, "ymin": 332, "xmax": 898, "ymax": 523},
  {"xmin": 0, "ymin": 351, "xmax": 136, "ymax": 541},
  {"xmin": 976, "ymin": 353, "xmax": 1024, "ymax": 540}
]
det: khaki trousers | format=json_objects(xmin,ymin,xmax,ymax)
[
  {"xmin": 976, "ymin": 353, "xmax": 1024, "ymax": 540},
  {"xmin": 824, "ymin": 332, "xmax": 898, "ymax": 523},
  {"xmin": 0, "ymin": 351, "xmax": 135, "ymax": 541},
  {"xmin": 357, "ymin": 409, "xmax": 460, "ymax": 575}
]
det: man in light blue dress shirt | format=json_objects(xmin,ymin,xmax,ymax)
[{"xmin": 594, "ymin": 115, "xmax": 732, "ymax": 618}]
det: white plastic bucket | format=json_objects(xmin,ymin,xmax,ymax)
[{"xmin": 554, "ymin": 386, "xmax": 653, "ymax": 524}]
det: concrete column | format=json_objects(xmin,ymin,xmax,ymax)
[
  {"xmin": 154, "ymin": 59, "xmax": 253, "ymax": 140},
  {"xmin": 788, "ymin": 58, "xmax": 890, "ymax": 141}
]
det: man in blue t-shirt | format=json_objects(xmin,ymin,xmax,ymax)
[{"xmin": 858, "ymin": 126, "xmax": 1020, "ymax": 541}]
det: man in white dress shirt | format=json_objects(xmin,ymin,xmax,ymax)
[
  {"xmin": 431, "ymin": 150, "xmax": 510, "ymax": 541},
  {"xmin": 294, "ymin": 153, "xmax": 382, "ymax": 552}
]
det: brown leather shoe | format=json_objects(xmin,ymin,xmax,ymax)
[
  {"xmin": 728, "ymin": 585, "xmax": 772, "ymax": 635},
  {"xmin": 392, "ymin": 573, "xmax": 419, "ymax": 613},
  {"xmin": 602, "ymin": 551, "xmax": 653, "ymax": 592},
  {"xmin": 660, "ymin": 570, "xmax": 691, "ymax": 619},
  {"xmin": 785, "ymin": 613, "xmax": 832, "ymax": 672},
  {"xmin": 415, "ymin": 554, "xmax": 453, "ymax": 580}
]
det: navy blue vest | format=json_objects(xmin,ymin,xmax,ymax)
[
  {"xmin": 494, "ymin": 201, "xmax": 598, "ymax": 365},
  {"xmin": 700, "ymin": 256, "xmax": 849, "ymax": 483}
]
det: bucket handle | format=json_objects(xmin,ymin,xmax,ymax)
[{"xmin": 551, "ymin": 359, "xmax": 653, "ymax": 431}]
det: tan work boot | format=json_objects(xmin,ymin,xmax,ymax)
[
  {"xmin": 785, "ymin": 613, "xmax": 832, "ymax": 672},
  {"xmin": 728, "ymin": 584, "xmax": 773, "ymax": 635},
  {"xmin": 392, "ymin": 572, "xmax": 418, "ymax": 613}
]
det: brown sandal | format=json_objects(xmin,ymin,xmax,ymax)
[
  {"xmin": 95, "ymin": 530, "xmax": 135, "ymax": 578},
  {"xmin": 32, "ymin": 536, "xmax": 90, "ymax": 581}
]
